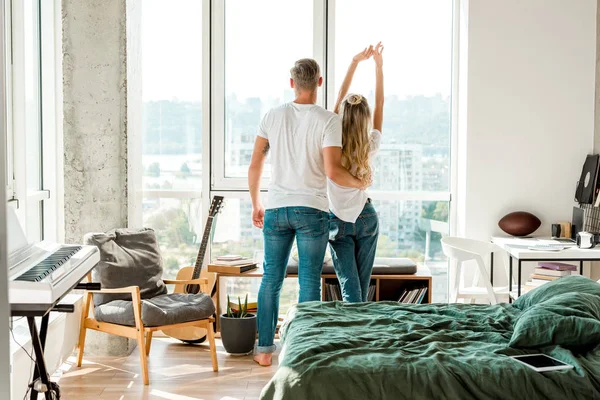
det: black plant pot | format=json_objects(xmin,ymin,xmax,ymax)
[{"xmin": 220, "ymin": 313, "xmax": 257, "ymax": 355}]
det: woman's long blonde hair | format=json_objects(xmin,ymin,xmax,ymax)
[{"xmin": 340, "ymin": 93, "xmax": 372, "ymax": 181}]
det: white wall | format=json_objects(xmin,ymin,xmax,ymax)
[{"xmin": 458, "ymin": 1, "xmax": 597, "ymax": 251}]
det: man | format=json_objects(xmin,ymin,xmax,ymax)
[{"xmin": 248, "ymin": 58, "xmax": 369, "ymax": 366}]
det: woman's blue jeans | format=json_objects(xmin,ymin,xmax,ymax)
[
  {"xmin": 329, "ymin": 202, "xmax": 379, "ymax": 302},
  {"xmin": 256, "ymin": 207, "xmax": 329, "ymax": 353}
]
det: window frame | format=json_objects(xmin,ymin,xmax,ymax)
[
  {"xmin": 6, "ymin": 0, "xmax": 59, "ymax": 242},
  {"xmin": 3, "ymin": 0, "xmax": 12, "ymax": 201},
  {"xmin": 209, "ymin": 0, "xmax": 452, "ymax": 207},
  {"xmin": 210, "ymin": 0, "xmax": 327, "ymax": 191},
  {"xmin": 139, "ymin": 0, "xmax": 456, "ymax": 266}
]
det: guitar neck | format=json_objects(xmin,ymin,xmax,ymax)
[{"xmin": 192, "ymin": 216, "xmax": 215, "ymax": 279}]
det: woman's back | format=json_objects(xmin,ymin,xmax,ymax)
[{"xmin": 327, "ymin": 129, "xmax": 382, "ymax": 222}]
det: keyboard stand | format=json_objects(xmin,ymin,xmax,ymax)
[
  {"xmin": 10, "ymin": 284, "xmax": 100, "ymax": 400},
  {"xmin": 10, "ymin": 309, "xmax": 61, "ymax": 400},
  {"xmin": 27, "ymin": 314, "xmax": 56, "ymax": 400}
]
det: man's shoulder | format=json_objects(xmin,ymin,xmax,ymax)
[{"xmin": 312, "ymin": 107, "xmax": 340, "ymax": 124}]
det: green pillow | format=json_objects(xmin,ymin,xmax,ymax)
[
  {"xmin": 510, "ymin": 292, "xmax": 600, "ymax": 348},
  {"xmin": 513, "ymin": 275, "xmax": 600, "ymax": 310}
]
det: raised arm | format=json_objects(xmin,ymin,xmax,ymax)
[
  {"xmin": 333, "ymin": 46, "xmax": 374, "ymax": 114},
  {"xmin": 372, "ymin": 42, "xmax": 384, "ymax": 132},
  {"xmin": 248, "ymin": 136, "xmax": 269, "ymax": 228}
]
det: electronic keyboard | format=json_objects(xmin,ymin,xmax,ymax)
[{"xmin": 8, "ymin": 242, "xmax": 100, "ymax": 307}]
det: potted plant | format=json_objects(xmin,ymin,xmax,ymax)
[{"xmin": 220, "ymin": 294, "xmax": 257, "ymax": 355}]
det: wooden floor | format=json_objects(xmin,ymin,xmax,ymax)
[{"xmin": 55, "ymin": 337, "xmax": 279, "ymax": 400}]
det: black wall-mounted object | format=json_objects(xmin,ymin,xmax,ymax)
[{"xmin": 575, "ymin": 154, "xmax": 600, "ymax": 204}]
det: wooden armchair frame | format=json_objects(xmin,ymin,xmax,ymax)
[{"xmin": 76, "ymin": 274, "xmax": 218, "ymax": 385}]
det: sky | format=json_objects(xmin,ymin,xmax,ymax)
[{"xmin": 141, "ymin": 0, "xmax": 453, "ymax": 102}]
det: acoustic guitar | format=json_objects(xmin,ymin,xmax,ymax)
[{"xmin": 162, "ymin": 195, "xmax": 224, "ymax": 343}]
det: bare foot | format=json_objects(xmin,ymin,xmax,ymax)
[{"xmin": 254, "ymin": 352, "xmax": 272, "ymax": 367}]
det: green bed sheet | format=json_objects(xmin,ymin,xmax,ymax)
[{"xmin": 259, "ymin": 301, "xmax": 600, "ymax": 400}]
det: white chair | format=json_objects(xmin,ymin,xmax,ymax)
[{"xmin": 441, "ymin": 237, "xmax": 514, "ymax": 305}]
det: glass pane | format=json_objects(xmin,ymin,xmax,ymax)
[
  {"xmin": 26, "ymin": 202, "xmax": 42, "ymax": 243},
  {"xmin": 212, "ymin": 196, "xmax": 299, "ymax": 317},
  {"xmin": 224, "ymin": 0, "xmax": 314, "ymax": 179},
  {"xmin": 142, "ymin": 197, "xmax": 203, "ymax": 280},
  {"xmin": 24, "ymin": 0, "xmax": 41, "ymax": 191},
  {"xmin": 141, "ymin": 0, "xmax": 202, "ymax": 192},
  {"xmin": 373, "ymin": 199, "xmax": 449, "ymax": 302},
  {"xmin": 335, "ymin": 0, "xmax": 452, "ymax": 192},
  {"xmin": 212, "ymin": 197, "xmax": 263, "ymax": 259}
]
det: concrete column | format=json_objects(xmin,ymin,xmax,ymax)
[
  {"xmin": 62, "ymin": 0, "xmax": 135, "ymax": 355},
  {"xmin": 62, "ymin": 0, "xmax": 128, "ymax": 243}
]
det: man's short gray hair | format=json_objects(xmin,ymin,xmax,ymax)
[{"xmin": 290, "ymin": 58, "xmax": 321, "ymax": 92}]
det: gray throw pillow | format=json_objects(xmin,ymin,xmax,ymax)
[{"xmin": 84, "ymin": 228, "xmax": 168, "ymax": 306}]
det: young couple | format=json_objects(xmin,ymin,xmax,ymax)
[{"xmin": 248, "ymin": 43, "xmax": 384, "ymax": 366}]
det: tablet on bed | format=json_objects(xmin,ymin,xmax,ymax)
[{"xmin": 510, "ymin": 354, "xmax": 574, "ymax": 372}]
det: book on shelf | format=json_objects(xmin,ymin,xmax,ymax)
[
  {"xmin": 416, "ymin": 288, "xmax": 428, "ymax": 304},
  {"xmin": 530, "ymin": 278, "xmax": 552, "ymax": 287},
  {"xmin": 212, "ymin": 257, "xmax": 254, "ymax": 266},
  {"xmin": 216, "ymin": 254, "xmax": 244, "ymax": 261},
  {"xmin": 367, "ymin": 284, "xmax": 376, "ymax": 301},
  {"xmin": 397, "ymin": 287, "xmax": 427, "ymax": 304},
  {"xmin": 325, "ymin": 282, "xmax": 342, "ymax": 301},
  {"xmin": 207, "ymin": 263, "xmax": 257, "ymax": 274},
  {"xmin": 533, "ymin": 267, "xmax": 572, "ymax": 277},
  {"xmin": 537, "ymin": 262, "xmax": 577, "ymax": 271},
  {"xmin": 530, "ymin": 274, "xmax": 560, "ymax": 281},
  {"xmin": 228, "ymin": 299, "xmax": 258, "ymax": 313}
]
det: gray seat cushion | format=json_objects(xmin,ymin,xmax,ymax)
[
  {"xmin": 286, "ymin": 257, "xmax": 417, "ymax": 275},
  {"xmin": 84, "ymin": 228, "xmax": 167, "ymax": 307},
  {"xmin": 372, "ymin": 257, "xmax": 417, "ymax": 275},
  {"xmin": 94, "ymin": 293, "xmax": 215, "ymax": 327}
]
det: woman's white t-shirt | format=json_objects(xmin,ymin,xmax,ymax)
[{"xmin": 327, "ymin": 129, "xmax": 382, "ymax": 223}]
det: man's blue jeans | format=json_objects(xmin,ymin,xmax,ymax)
[
  {"xmin": 329, "ymin": 202, "xmax": 379, "ymax": 302},
  {"xmin": 257, "ymin": 207, "xmax": 328, "ymax": 353}
]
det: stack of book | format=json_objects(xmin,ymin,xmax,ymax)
[
  {"xmin": 398, "ymin": 287, "xmax": 428, "ymax": 304},
  {"xmin": 525, "ymin": 262, "xmax": 577, "ymax": 292},
  {"xmin": 228, "ymin": 298, "xmax": 258, "ymax": 314},
  {"xmin": 208, "ymin": 255, "xmax": 257, "ymax": 273},
  {"xmin": 324, "ymin": 282, "xmax": 376, "ymax": 301},
  {"xmin": 367, "ymin": 284, "xmax": 376, "ymax": 301},
  {"xmin": 325, "ymin": 282, "xmax": 343, "ymax": 301}
]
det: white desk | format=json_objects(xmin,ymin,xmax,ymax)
[{"xmin": 491, "ymin": 236, "xmax": 600, "ymax": 298}]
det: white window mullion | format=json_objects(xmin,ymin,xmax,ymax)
[
  {"xmin": 201, "ymin": 0, "xmax": 212, "ymax": 262},
  {"xmin": 210, "ymin": 0, "xmax": 226, "ymax": 190},
  {"xmin": 40, "ymin": 0, "xmax": 60, "ymax": 242},
  {"xmin": 10, "ymin": 0, "xmax": 29, "ymax": 227},
  {"xmin": 324, "ymin": 0, "xmax": 335, "ymax": 110},
  {"xmin": 4, "ymin": 0, "xmax": 13, "ymax": 200},
  {"xmin": 313, "ymin": 0, "xmax": 327, "ymax": 109}
]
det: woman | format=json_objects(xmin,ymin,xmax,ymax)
[{"xmin": 328, "ymin": 42, "xmax": 384, "ymax": 303}]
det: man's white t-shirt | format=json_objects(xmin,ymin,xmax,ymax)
[
  {"xmin": 258, "ymin": 102, "xmax": 342, "ymax": 212},
  {"xmin": 328, "ymin": 129, "xmax": 382, "ymax": 223}
]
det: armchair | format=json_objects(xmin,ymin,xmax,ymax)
[{"xmin": 77, "ymin": 228, "xmax": 218, "ymax": 385}]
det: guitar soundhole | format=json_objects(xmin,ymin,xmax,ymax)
[{"xmin": 185, "ymin": 284, "xmax": 201, "ymax": 295}]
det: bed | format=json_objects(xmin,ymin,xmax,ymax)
[{"xmin": 260, "ymin": 276, "xmax": 600, "ymax": 400}]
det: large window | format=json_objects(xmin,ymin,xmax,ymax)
[
  {"xmin": 141, "ymin": 0, "xmax": 454, "ymax": 303},
  {"xmin": 215, "ymin": 0, "xmax": 315, "ymax": 187},
  {"xmin": 141, "ymin": 0, "xmax": 205, "ymax": 278},
  {"xmin": 5, "ymin": 0, "xmax": 58, "ymax": 243},
  {"xmin": 334, "ymin": 0, "xmax": 451, "ymax": 193},
  {"xmin": 333, "ymin": 0, "xmax": 453, "ymax": 301}
]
